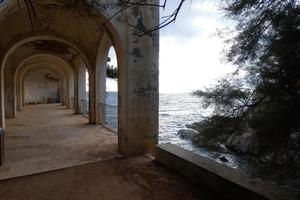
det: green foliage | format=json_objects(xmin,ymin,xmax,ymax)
[
  {"xmin": 193, "ymin": 0, "xmax": 300, "ymax": 164},
  {"xmin": 193, "ymin": 115, "xmax": 244, "ymax": 142},
  {"xmin": 106, "ymin": 64, "xmax": 118, "ymax": 79}
]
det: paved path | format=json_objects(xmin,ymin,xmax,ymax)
[
  {"xmin": 0, "ymin": 155, "xmax": 216, "ymax": 200},
  {"xmin": 0, "ymin": 104, "xmax": 119, "ymax": 180}
]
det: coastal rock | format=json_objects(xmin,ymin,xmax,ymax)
[
  {"xmin": 219, "ymin": 156, "xmax": 229, "ymax": 162},
  {"xmin": 191, "ymin": 134, "xmax": 205, "ymax": 146},
  {"xmin": 206, "ymin": 138, "xmax": 221, "ymax": 150},
  {"xmin": 291, "ymin": 132, "xmax": 300, "ymax": 143},
  {"xmin": 213, "ymin": 153, "xmax": 229, "ymax": 162},
  {"xmin": 178, "ymin": 129, "xmax": 198, "ymax": 140},
  {"xmin": 186, "ymin": 122, "xmax": 203, "ymax": 132},
  {"xmin": 226, "ymin": 132, "xmax": 259, "ymax": 155}
]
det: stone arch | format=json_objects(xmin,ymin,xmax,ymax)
[
  {"xmin": 21, "ymin": 65, "xmax": 64, "ymax": 106},
  {"xmin": 82, "ymin": 14, "xmax": 126, "ymax": 126},
  {"xmin": 94, "ymin": 25, "xmax": 126, "ymax": 150},
  {"xmin": 14, "ymin": 54, "xmax": 76, "ymax": 110},
  {"xmin": 0, "ymin": 35, "xmax": 91, "ymax": 73},
  {"xmin": 11, "ymin": 53, "xmax": 75, "ymax": 117},
  {"xmin": 0, "ymin": 1, "xmax": 160, "ymax": 155},
  {"xmin": 18, "ymin": 63, "xmax": 68, "ymax": 110},
  {"xmin": 0, "ymin": 36, "xmax": 89, "ymax": 127}
]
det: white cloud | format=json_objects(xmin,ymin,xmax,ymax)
[
  {"xmin": 159, "ymin": 1, "xmax": 235, "ymax": 93},
  {"xmin": 159, "ymin": 34, "xmax": 235, "ymax": 93}
]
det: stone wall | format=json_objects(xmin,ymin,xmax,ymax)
[{"xmin": 24, "ymin": 69, "xmax": 60, "ymax": 104}]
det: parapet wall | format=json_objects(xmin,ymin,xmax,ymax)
[{"xmin": 155, "ymin": 143, "xmax": 298, "ymax": 200}]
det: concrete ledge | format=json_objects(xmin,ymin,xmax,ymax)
[{"xmin": 155, "ymin": 143, "xmax": 298, "ymax": 200}]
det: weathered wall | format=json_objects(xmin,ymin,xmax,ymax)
[{"xmin": 24, "ymin": 68, "xmax": 60, "ymax": 104}]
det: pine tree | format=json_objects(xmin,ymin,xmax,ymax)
[{"xmin": 193, "ymin": 0, "xmax": 300, "ymax": 168}]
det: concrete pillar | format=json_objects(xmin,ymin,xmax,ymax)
[
  {"xmin": 62, "ymin": 79, "xmax": 68, "ymax": 106},
  {"xmin": 89, "ymin": 68, "xmax": 96, "ymax": 124},
  {"xmin": 12, "ymin": 71, "xmax": 17, "ymax": 117},
  {"xmin": 16, "ymin": 74, "xmax": 22, "ymax": 111},
  {"xmin": 4, "ymin": 69, "xmax": 14, "ymax": 118},
  {"xmin": 65, "ymin": 77, "xmax": 70, "ymax": 108},
  {"xmin": 21, "ymin": 78, "xmax": 25, "ymax": 107},
  {"xmin": 118, "ymin": 6, "xmax": 159, "ymax": 156},
  {"xmin": 59, "ymin": 80, "xmax": 64, "ymax": 105},
  {"xmin": 68, "ymin": 74, "xmax": 74, "ymax": 109},
  {"xmin": 96, "ymin": 33, "xmax": 112, "ymax": 125},
  {"xmin": 77, "ymin": 62, "xmax": 87, "ymax": 114},
  {"xmin": 73, "ymin": 71, "xmax": 79, "ymax": 114}
]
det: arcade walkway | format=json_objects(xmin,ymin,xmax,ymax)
[
  {"xmin": 0, "ymin": 104, "xmax": 119, "ymax": 180},
  {"xmin": 0, "ymin": 104, "xmax": 216, "ymax": 200}
]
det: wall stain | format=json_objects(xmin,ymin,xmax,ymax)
[
  {"xmin": 130, "ymin": 47, "xmax": 143, "ymax": 63},
  {"xmin": 133, "ymin": 83, "xmax": 157, "ymax": 97}
]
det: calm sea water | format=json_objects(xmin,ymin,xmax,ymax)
[{"xmin": 106, "ymin": 92, "xmax": 246, "ymax": 169}]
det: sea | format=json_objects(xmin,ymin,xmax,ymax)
[
  {"xmin": 106, "ymin": 91, "xmax": 248, "ymax": 169},
  {"xmin": 105, "ymin": 92, "xmax": 299, "ymax": 193}
]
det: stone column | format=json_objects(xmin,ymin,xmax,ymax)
[
  {"xmin": 73, "ymin": 71, "xmax": 79, "ymax": 114},
  {"xmin": 68, "ymin": 74, "xmax": 74, "ymax": 109},
  {"xmin": 59, "ymin": 80, "xmax": 64, "ymax": 105},
  {"xmin": 4, "ymin": 69, "xmax": 14, "ymax": 118},
  {"xmin": 96, "ymin": 33, "xmax": 112, "ymax": 125},
  {"xmin": 16, "ymin": 73, "xmax": 22, "ymax": 111},
  {"xmin": 89, "ymin": 68, "xmax": 97, "ymax": 124},
  {"xmin": 77, "ymin": 62, "xmax": 87, "ymax": 114},
  {"xmin": 118, "ymin": 5, "xmax": 159, "ymax": 156}
]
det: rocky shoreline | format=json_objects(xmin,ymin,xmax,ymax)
[{"xmin": 177, "ymin": 122, "xmax": 300, "ymax": 189}]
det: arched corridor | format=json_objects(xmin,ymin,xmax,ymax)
[
  {"xmin": 0, "ymin": 1, "xmax": 200, "ymax": 199},
  {"xmin": 0, "ymin": 103, "xmax": 118, "ymax": 180},
  {"xmin": 0, "ymin": 0, "xmax": 159, "ymax": 158}
]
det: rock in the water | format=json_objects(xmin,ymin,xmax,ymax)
[
  {"xmin": 214, "ymin": 153, "xmax": 221, "ymax": 158},
  {"xmin": 219, "ymin": 156, "xmax": 229, "ymax": 162},
  {"xmin": 226, "ymin": 131, "xmax": 259, "ymax": 155},
  {"xmin": 191, "ymin": 134, "xmax": 205, "ymax": 146},
  {"xmin": 178, "ymin": 129, "xmax": 198, "ymax": 140},
  {"xmin": 206, "ymin": 139, "xmax": 221, "ymax": 150}
]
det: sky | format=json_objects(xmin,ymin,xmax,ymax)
[{"xmin": 107, "ymin": 0, "xmax": 236, "ymax": 93}]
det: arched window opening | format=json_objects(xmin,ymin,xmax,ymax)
[{"xmin": 104, "ymin": 47, "xmax": 118, "ymax": 131}]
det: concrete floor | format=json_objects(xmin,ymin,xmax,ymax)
[
  {"xmin": 0, "ymin": 104, "xmax": 217, "ymax": 200},
  {"xmin": 0, "ymin": 155, "xmax": 216, "ymax": 200},
  {"xmin": 0, "ymin": 104, "xmax": 119, "ymax": 180}
]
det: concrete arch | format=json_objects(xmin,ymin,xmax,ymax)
[
  {"xmin": 15, "ymin": 54, "xmax": 74, "ymax": 76},
  {"xmin": 94, "ymin": 27, "xmax": 127, "ymax": 155},
  {"xmin": 15, "ymin": 54, "xmax": 74, "ymax": 80},
  {"xmin": 0, "ymin": 2, "xmax": 125, "ymax": 127},
  {"xmin": 0, "ymin": 35, "xmax": 90, "ymax": 127},
  {"xmin": 14, "ymin": 54, "xmax": 75, "ymax": 113},
  {"xmin": 14, "ymin": 52, "xmax": 76, "ymax": 74},
  {"xmin": 79, "ymin": 14, "xmax": 126, "ymax": 126},
  {"xmin": 0, "ymin": 35, "xmax": 90, "ymax": 72},
  {"xmin": 18, "ymin": 63, "xmax": 67, "ymax": 110},
  {"xmin": 21, "ymin": 65, "xmax": 64, "ymax": 107},
  {"xmin": 0, "ymin": 1, "xmax": 160, "ymax": 156}
]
